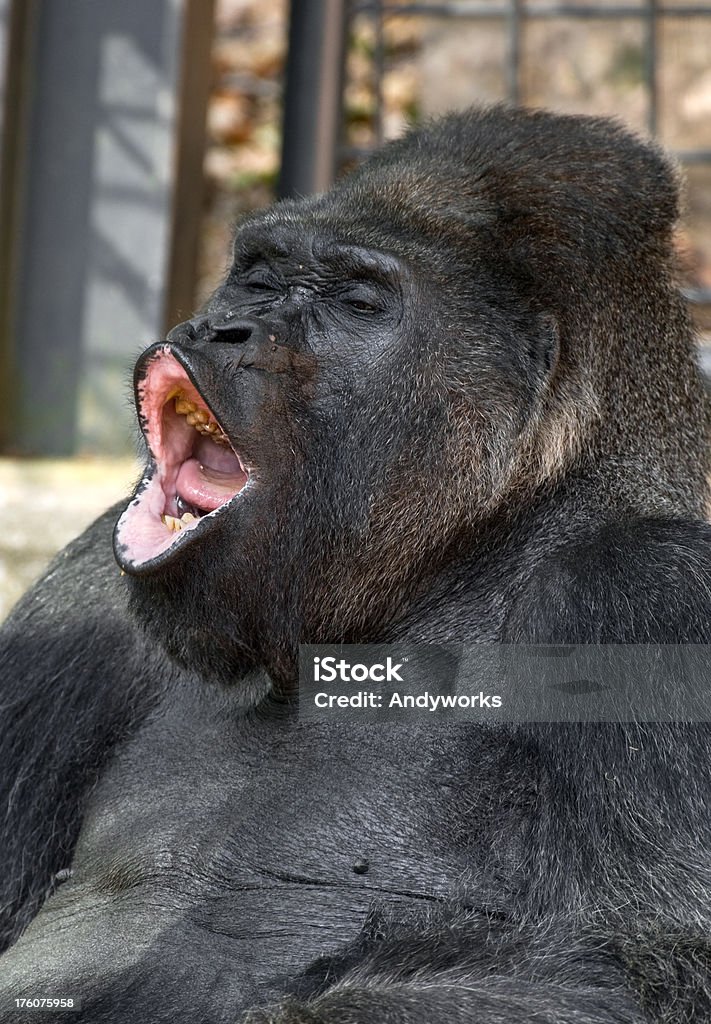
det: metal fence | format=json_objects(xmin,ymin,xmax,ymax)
[
  {"xmin": 350, "ymin": 1, "xmax": 711, "ymax": 153},
  {"xmin": 281, "ymin": 0, "xmax": 711, "ymax": 312}
]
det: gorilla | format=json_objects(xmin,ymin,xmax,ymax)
[{"xmin": 1, "ymin": 105, "xmax": 711, "ymax": 1023}]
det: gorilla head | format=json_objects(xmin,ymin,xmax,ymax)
[{"xmin": 113, "ymin": 106, "xmax": 709, "ymax": 685}]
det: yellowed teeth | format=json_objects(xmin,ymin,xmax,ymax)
[
  {"xmin": 171, "ymin": 391, "xmax": 230, "ymax": 445},
  {"xmin": 161, "ymin": 512, "xmax": 197, "ymax": 532}
]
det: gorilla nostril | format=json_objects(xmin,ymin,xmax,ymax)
[
  {"xmin": 218, "ymin": 325, "xmax": 253, "ymax": 344},
  {"xmin": 209, "ymin": 316, "xmax": 274, "ymax": 347}
]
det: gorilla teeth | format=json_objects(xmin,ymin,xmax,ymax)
[
  {"xmin": 173, "ymin": 392, "xmax": 230, "ymax": 446},
  {"xmin": 174, "ymin": 396, "xmax": 195, "ymax": 415},
  {"xmin": 186, "ymin": 410, "xmax": 209, "ymax": 426},
  {"xmin": 161, "ymin": 512, "xmax": 197, "ymax": 532}
]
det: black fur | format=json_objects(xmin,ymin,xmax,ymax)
[{"xmin": 1, "ymin": 106, "xmax": 711, "ymax": 1022}]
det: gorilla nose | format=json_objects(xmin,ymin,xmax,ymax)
[
  {"xmin": 165, "ymin": 315, "xmax": 276, "ymax": 348},
  {"xmin": 165, "ymin": 315, "xmax": 288, "ymax": 373},
  {"xmin": 207, "ymin": 315, "xmax": 276, "ymax": 347}
]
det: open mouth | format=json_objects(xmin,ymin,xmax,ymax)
[{"xmin": 114, "ymin": 345, "xmax": 251, "ymax": 571}]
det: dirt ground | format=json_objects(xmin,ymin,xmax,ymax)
[{"xmin": 0, "ymin": 458, "xmax": 139, "ymax": 622}]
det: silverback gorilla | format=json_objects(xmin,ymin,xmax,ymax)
[{"xmin": 1, "ymin": 106, "xmax": 711, "ymax": 1023}]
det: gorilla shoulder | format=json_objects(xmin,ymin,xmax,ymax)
[{"xmin": 508, "ymin": 516, "xmax": 711, "ymax": 644}]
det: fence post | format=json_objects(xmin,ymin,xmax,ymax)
[{"xmin": 278, "ymin": 0, "xmax": 348, "ymax": 199}]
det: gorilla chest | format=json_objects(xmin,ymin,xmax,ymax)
[{"xmin": 63, "ymin": 693, "xmax": 514, "ymax": 995}]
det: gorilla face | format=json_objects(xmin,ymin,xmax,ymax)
[{"xmin": 114, "ymin": 225, "xmax": 432, "ymax": 682}]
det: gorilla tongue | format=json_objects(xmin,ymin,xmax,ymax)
[{"xmin": 176, "ymin": 434, "xmax": 248, "ymax": 512}]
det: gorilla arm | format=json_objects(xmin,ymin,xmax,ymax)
[
  {"xmin": 241, "ymin": 918, "xmax": 645, "ymax": 1024},
  {"xmin": 0, "ymin": 505, "xmax": 165, "ymax": 952}
]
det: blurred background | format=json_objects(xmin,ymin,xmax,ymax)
[{"xmin": 0, "ymin": 0, "xmax": 710, "ymax": 618}]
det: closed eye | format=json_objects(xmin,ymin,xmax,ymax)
[
  {"xmin": 246, "ymin": 277, "xmax": 278, "ymax": 292},
  {"xmin": 347, "ymin": 299, "xmax": 379, "ymax": 313},
  {"xmin": 338, "ymin": 284, "xmax": 387, "ymax": 315},
  {"xmin": 241, "ymin": 263, "xmax": 282, "ymax": 293}
]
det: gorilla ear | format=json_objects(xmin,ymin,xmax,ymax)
[{"xmin": 527, "ymin": 314, "xmax": 560, "ymax": 394}]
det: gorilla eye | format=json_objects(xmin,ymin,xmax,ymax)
[
  {"xmin": 348, "ymin": 300, "xmax": 378, "ymax": 313},
  {"xmin": 247, "ymin": 278, "xmax": 275, "ymax": 292},
  {"xmin": 340, "ymin": 285, "xmax": 384, "ymax": 314},
  {"xmin": 243, "ymin": 267, "xmax": 279, "ymax": 293}
]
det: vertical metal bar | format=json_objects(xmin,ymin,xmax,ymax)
[
  {"xmin": 644, "ymin": 0, "xmax": 658, "ymax": 135},
  {"xmin": 508, "ymin": 0, "xmax": 522, "ymax": 105},
  {"xmin": 163, "ymin": 0, "xmax": 216, "ymax": 331},
  {"xmin": 278, "ymin": 0, "xmax": 349, "ymax": 198},
  {"xmin": 0, "ymin": 0, "xmax": 37, "ymax": 452},
  {"xmin": 373, "ymin": 0, "xmax": 386, "ymax": 146}
]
